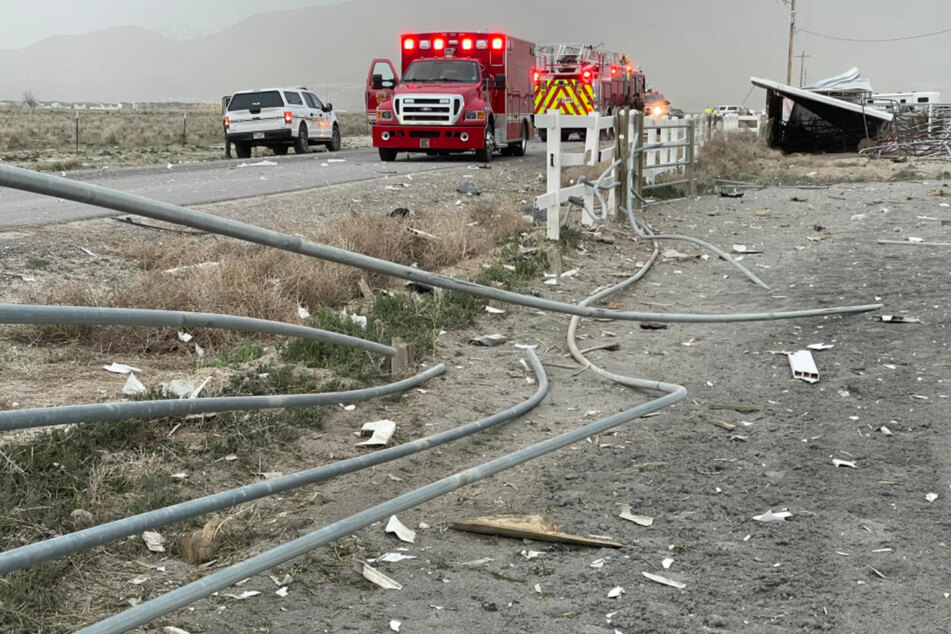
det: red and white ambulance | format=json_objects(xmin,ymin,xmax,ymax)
[{"xmin": 366, "ymin": 32, "xmax": 536, "ymax": 162}]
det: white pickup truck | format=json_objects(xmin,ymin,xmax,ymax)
[{"xmin": 223, "ymin": 87, "xmax": 340, "ymax": 158}]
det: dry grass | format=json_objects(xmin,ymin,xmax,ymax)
[
  {"xmin": 23, "ymin": 203, "xmax": 525, "ymax": 352},
  {"xmin": 694, "ymin": 133, "xmax": 779, "ymax": 190}
]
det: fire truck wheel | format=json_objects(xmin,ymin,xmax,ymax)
[
  {"xmin": 294, "ymin": 124, "xmax": 309, "ymax": 154},
  {"xmin": 379, "ymin": 147, "xmax": 398, "ymax": 162},
  {"xmin": 511, "ymin": 122, "xmax": 529, "ymax": 157},
  {"xmin": 475, "ymin": 124, "xmax": 493, "ymax": 163},
  {"xmin": 235, "ymin": 142, "xmax": 252, "ymax": 159},
  {"xmin": 327, "ymin": 124, "xmax": 341, "ymax": 152}
]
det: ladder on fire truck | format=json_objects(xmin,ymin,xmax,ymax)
[{"xmin": 536, "ymin": 43, "xmax": 625, "ymax": 76}]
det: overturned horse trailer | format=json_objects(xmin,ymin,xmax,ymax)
[{"xmin": 751, "ymin": 76, "xmax": 893, "ymax": 153}]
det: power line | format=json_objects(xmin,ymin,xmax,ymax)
[{"xmin": 798, "ymin": 26, "xmax": 951, "ymax": 43}]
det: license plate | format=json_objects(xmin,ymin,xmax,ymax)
[
  {"xmin": 420, "ymin": 139, "xmax": 430, "ymax": 148},
  {"xmin": 253, "ymin": 132, "xmax": 265, "ymax": 140}
]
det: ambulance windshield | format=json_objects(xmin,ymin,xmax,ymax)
[{"xmin": 403, "ymin": 60, "xmax": 480, "ymax": 83}]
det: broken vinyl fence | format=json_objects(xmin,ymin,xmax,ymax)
[
  {"xmin": 0, "ymin": 164, "xmax": 881, "ymax": 323},
  {"xmin": 0, "ymin": 349, "xmax": 546, "ymax": 576},
  {"xmin": 78, "ymin": 363, "xmax": 685, "ymax": 634}
]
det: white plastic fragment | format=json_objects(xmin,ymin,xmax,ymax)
[
  {"xmin": 618, "ymin": 504, "xmax": 653, "ymax": 527},
  {"xmin": 177, "ymin": 331, "xmax": 193, "ymax": 343},
  {"xmin": 788, "ymin": 350, "xmax": 820, "ymax": 383},
  {"xmin": 369, "ymin": 553, "xmax": 417, "ymax": 564},
  {"xmin": 275, "ymin": 587, "xmax": 289, "ymax": 598},
  {"xmin": 926, "ymin": 493, "xmax": 939, "ymax": 503},
  {"xmin": 485, "ymin": 306, "xmax": 505, "ymax": 314},
  {"xmin": 142, "ymin": 531, "xmax": 165, "ymax": 552},
  {"xmin": 662, "ymin": 557, "xmax": 674, "ymax": 570},
  {"xmin": 607, "ymin": 586, "xmax": 625, "ymax": 598},
  {"xmin": 642, "ymin": 571, "xmax": 686, "ymax": 589},
  {"xmin": 104, "ymin": 363, "xmax": 142, "ymax": 375},
  {"xmin": 590, "ymin": 558, "xmax": 606, "ymax": 569},
  {"xmin": 297, "ymin": 305, "xmax": 311, "ymax": 320},
  {"xmin": 385, "ymin": 515, "xmax": 416, "ymax": 543},
  {"xmin": 122, "ymin": 373, "xmax": 147, "ymax": 396},
  {"xmin": 222, "ymin": 590, "xmax": 261, "ymax": 600},
  {"xmin": 237, "ymin": 160, "xmax": 277, "ymax": 168},
  {"xmin": 359, "ymin": 563, "xmax": 402, "ymax": 590},
  {"xmin": 833, "ymin": 459, "xmax": 857, "ymax": 469},
  {"xmin": 163, "ymin": 628, "xmax": 192, "ymax": 634},
  {"xmin": 807, "ymin": 343, "xmax": 834, "ymax": 351},
  {"xmin": 390, "ymin": 621, "xmax": 402, "ymax": 632},
  {"xmin": 165, "ymin": 379, "xmax": 196, "ymax": 399},
  {"xmin": 356, "ymin": 420, "xmax": 397, "ymax": 448},
  {"xmin": 753, "ymin": 509, "xmax": 793, "ymax": 522}
]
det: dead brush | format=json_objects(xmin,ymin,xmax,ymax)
[
  {"xmin": 694, "ymin": 133, "xmax": 779, "ymax": 190},
  {"xmin": 21, "ymin": 202, "xmax": 525, "ymax": 353}
]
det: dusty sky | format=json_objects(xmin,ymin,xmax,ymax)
[{"xmin": 0, "ymin": 0, "xmax": 344, "ymax": 48}]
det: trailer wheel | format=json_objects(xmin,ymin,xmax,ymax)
[
  {"xmin": 475, "ymin": 124, "xmax": 493, "ymax": 163},
  {"xmin": 379, "ymin": 147, "xmax": 398, "ymax": 162}
]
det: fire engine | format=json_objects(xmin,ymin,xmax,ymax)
[
  {"xmin": 366, "ymin": 32, "xmax": 536, "ymax": 162},
  {"xmin": 532, "ymin": 43, "xmax": 646, "ymax": 141}
]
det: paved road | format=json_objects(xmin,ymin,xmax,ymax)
[{"xmin": 0, "ymin": 147, "xmax": 493, "ymax": 228}]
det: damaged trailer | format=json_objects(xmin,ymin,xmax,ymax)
[{"xmin": 751, "ymin": 76, "xmax": 893, "ymax": 153}]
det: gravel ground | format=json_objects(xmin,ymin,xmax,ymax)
[{"xmin": 2, "ymin": 151, "xmax": 951, "ymax": 633}]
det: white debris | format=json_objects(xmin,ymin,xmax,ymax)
[
  {"xmin": 390, "ymin": 621, "xmax": 402, "ymax": 632},
  {"xmin": 368, "ymin": 553, "xmax": 417, "ymax": 564},
  {"xmin": 753, "ymin": 509, "xmax": 793, "ymax": 522},
  {"xmin": 222, "ymin": 590, "xmax": 261, "ymax": 600},
  {"xmin": 129, "ymin": 575, "xmax": 149, "ymax": 585},
  {"xmin": 484, "ymin": 306, "xmax": 505, "ymax": 314},
  {"xmin": 643, "ymin": 571, "xmax": 686, "ymax": 589},
  {"xmin": 122, "ymin": 373, "xmax": 147, "ymax": 396},
  {"xmin": 662, "ymin": 558, "xmax": 674, "ymax": 570},
  {"xmin": 163, "ymin": 628, "xmax": 192, "ymax": 634},
  {"xmin": 142, "ymin": 531, "xmax": 165, "ymax": 552},
  {"xmin": 833, "ymin": 459, "xmax": 857, "ymax": 469},
  {"xmin": 521, "ymin": 550, "xmax": 543, "ymax": 560},
  {"xmin": 298, "ymin": 305, "xmax": 311, "ymax": 319},
  {"xmin": 164, "ymin": 379, "xmax": 196, "ymax": 399},
  {"xmin": 385, "ymin": 515, "xmax": 416, "ymax": 543},
  {"xmin": 359, "ymin": 563, "xmax": 402, "ymax": 590},
  {"xmin": 807, "ymin": 343, "xmax": 834, "ymax": 351},
  {"xmin": 341, "ymin": 404, "xmax": 357, "ymax": 412},
  {"xmin": 104, "ymin": 363, "xmax": 142, "ymax": 375},
  {"xmin": 607, "ymin": 586, "xmax": 625, "ymax": 598},
  {"xmin": 788, "ymin": 350, "xmax": 820, "ymax": 383},
  {"xmin": 195, "ymin": 344, "xmax": 205, "ymax": 357},
  {"xmin": 926, "ymin": 493, "xmax": 939, "ymax": 503},
  {"xmin": 590, "ymin": 558, "xmax": 607, "ymax": 569},
  {"xmin": 618, "ymin": 504, "xmax": 654, "ymax": 527},
  {"xmin": 163, "ymin": 262, "xmax": 219, "ymax": 275},
  {"xmin": 237, "ymin": 160, "xmax": 277, "ymax": 168},
  {"xmin": 356, "ymin": 420, "xmax": 397, "ymax": 448},
  {"xmin": 177, "ymin": 331, "xmax": 193, "ymax": 343},
  {"xmin": 275, "ymin": 587, "xmax": 289, "ymax": 597}
]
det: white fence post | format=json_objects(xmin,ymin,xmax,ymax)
[{"xmin": 546, "ymin": 110, "xmax": 562, "ymax": 241}]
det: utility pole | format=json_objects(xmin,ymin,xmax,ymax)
[
  {"xmin": 797, "ymin": 51, "xmax": 810, "ymax": 87},
  {"xmin": 786, "ymin": 0, "xmax": 797, "ymax": 86}
]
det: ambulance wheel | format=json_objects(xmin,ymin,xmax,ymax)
[
  {"xmin": 475, "ymin": 124, "xmax": 493, "ymax": 163},
  {"xmin": 379, "ymin": 147, "xmax": 398, "ymax": 162},
  {"xmin": 509, "ymin": 122, "xmax": 529, "ymax": 157}
]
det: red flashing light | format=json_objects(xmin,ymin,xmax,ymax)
[
  {"xmin": 433, "ymin": 37, "xmax": 445, "ymax": 51},
  {"xmin": 284, "ymin": 111, "xmax": 293, "ymax": 124},
  {"xmin": 403, "ymin": 37, "xmax": 416, "ymax": 51},
  {"xmin": 610, "ymin": 66, "xmax": 618, "ymax": 77},
  {"xmin": 532, "ymin": 70, "xmax": 541, "ymax": 83},
  {"xmin": 491, "ymin": 36, "xmax": 504, "ymax": 50},
  {"xmin": 461, "ymin": 37, "xmax": 474, "ymax": 51},
  {"xmin": 582, "ymin": 69, "xmax": 593, "ymax": 83},
  {"xmin": 626, "ymin": 64, "xmax": 633, "ymax": 73}
]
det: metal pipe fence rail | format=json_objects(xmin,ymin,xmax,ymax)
[
  {"xmin": 0, "ymin": 304, "xmax": 395, "ymax": 357},
  {"xmin": 0, "ymin": 365, "xmax": 445, "ymax": 432},
  {"xmin": 0, "ymin": 350, "xmax": 546, "ymax": 576},
  {"xmin": 0, "ymin": 164, "xmax": 881, "ymax": 323}
]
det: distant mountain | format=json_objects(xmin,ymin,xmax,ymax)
[{"xmin": 1, "ymin": 0, "xmax": 944, "ymax": 111}]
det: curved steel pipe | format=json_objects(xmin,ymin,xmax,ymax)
[
  {"xmin": 0, "ymin": 304, "xmax": 395, "ymax": 357},
  {"xmin": 0, "ymin": 350, "xmax": 547, "ymax": 576},
  {"xmin": 0, "ymin": 366, "xmax": 445, "ymax": 432},
  {"xmin": 76, "ymin": 374, "xmax": 684, "ymax": 633},
  {"xmin": 0, "ymin": 164, "xmax": 879, "ymax": 323}
]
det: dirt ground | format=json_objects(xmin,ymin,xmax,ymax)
[{"xmin": 2, "ymin": 147, "xmax": 951, "ymax": 633}]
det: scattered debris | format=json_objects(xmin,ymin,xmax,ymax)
[
  {"xmin": 879, "ymin": 315, "xmax": 921, "ymax": 324},
  {"xmin": 164, "ymin": 379, "xmax": 197, "ymax": 399},
  {"xmin": 788, "ymin": 350, "xmax": 820, "ymax": 383},
  {"xmin": 643, "ymin": 571, "xmax": 686, "ymax": 589},
  {"xmin": 590, "ymin": 558, "xmax": 606, "ymax": 569},
  {"xmin": 926, "ymin": 493, "xmax": 939, "ymax": 503},
  {"xmin": 833, "ymin": 459, "xmax": 858, "ymax": 469},
  {"xmin": 485, "ymin": 306, "xmax": 505, "ymax": 315},
  {"xmin": 177, "ymin": 331, "xmax": 193, "ymax": 343},
  {"xmin": 163, "ymin": 628, "xmax": 192, "ymax": 634},
  {"xmin": 662, "ymin": 557, "xmax": 674, "ymax": 570},
  {"xmin": 122, "ymin": 373, "xmax": 147, "ymax": 396},
  {"xmin": 104, "ymin": 363, "xmax": 142, "ymax": 375},
  {"xmin": 807, "ymin": 343, "xmax": 834, "ymax": 351},
  {"xmin": 618, "ymin": 504, "xmax": 654, "ymax": 527},
  {"xmin": 390, "ymin": 620, "xmax": 402, "ymax": 632},
  {"xmin": 469, "ymin": 334, "xmax": 508, "ymax": 347},
  {"xmin": 297, "ymin": 305, "xmax": 311, "ymax": 320},
  {"xmin": 753, "ymin": 509, "xmax": 793, "ymax": 522},
  {"xmin": 731, "ymin": 244, "xmax": 763, "ymax": 254},
  {"xmin": 879, "ymin": 425, "xmax": 894, "ymax": 436},
  {"xmin": 163, "ymin": 262, "xmax": 218, "ymax": 275},
  {"xmin": 358, "ymin": 562, "xmax": 402, "ymax": 590},
  {"xmin": 222, "ymin": 590, "xmax": 261, "ymax": 600},
  {"xmin": 385, "ymin": 515, "xmax": 416, "ymax": 544},
  {"xmin": 356, "ymin": 420, "xmax": 397, "ymax": 448},
  {"xmin": 142, "ymin": 531, "xmax": 165, "ymax": 553},
  {"xmin": 368, "ymin": 553, "xmax": 417, "ymax": 564},
  {"xmin": 707, "ymin": 420, "xmax": 736, "ymax": 432},
  {"xmin": 607, "ymin": 586, "xmax": 625, "ymax": 598},
  {"xmin": 275, "ymin": 587, "xmax": 289, "ymax": 598},
  {"xmin": 450, "ymin": 515, "xmax": 624, "ymax": 548},
  {"xmin": 180, "ymin": 517, "xmax": 224, "ymax": 565},
  {"xmin": 237, "ymin": 160, "xmax": 277, "ymax": 168}
]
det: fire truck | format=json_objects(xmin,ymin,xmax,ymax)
[
  {"xmin": 366, "ymin": 32, "xmax": 536, "ymax": 162},
  {"xmin": 532, "ymin": 43, "xmax": 646, "ymax": 141}
]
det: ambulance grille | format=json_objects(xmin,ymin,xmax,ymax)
[{"xmin": 395, "ymin": 94, "xmax": 464, "ymax": 125}]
